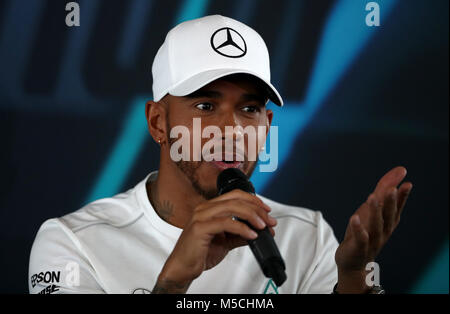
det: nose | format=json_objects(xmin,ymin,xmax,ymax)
[{"xmin": 219, "ymin": 109, "xmax": 244, "ymax": 142}]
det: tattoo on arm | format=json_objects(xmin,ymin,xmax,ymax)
[{"xmin": 151, "ymin": 279, "xmax": 190, "ymax": 294}]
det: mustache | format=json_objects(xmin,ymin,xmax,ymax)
[
  {"xmin": 201, "ymin": 144, "xmax": 247, "ymax": 162},
  {"xmin": 202, "ymin": 141, "xmax": 248, "ymax": 161}
]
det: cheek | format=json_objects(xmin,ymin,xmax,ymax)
[
  {"xmin": 257, "ymin": 126, "xmax": 267, "ymax": 149},
  {"xmin": 246, "ymin": 123, "xmax": 268, "ymax": 155},
  {"xmin": 175, "ymin": 121, "xmax": 207, "ymax": 161}
]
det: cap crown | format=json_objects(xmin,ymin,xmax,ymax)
[{"xmin": 152, "ymin": 15, "xmax": 271, "ymax": 101}]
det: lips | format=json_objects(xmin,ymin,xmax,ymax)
[
  {"xmin": 202, "ymin": 151, "xmax": 246, "ymax": 170},
  {"xmin": 211, "ymin": 161, "xmax": 242, "ymax": 170}
]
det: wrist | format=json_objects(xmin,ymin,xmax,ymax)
[
  {"xmin": 336, "ymin": 269, "xmax": 371, "ymax": 294},
  {"xmin": 152, "ymin": 276, "xmax": 192, "ymax": 294},
  {"xmin": 152, "ymin": 257, "xmax": 195, "ymax": 294}
]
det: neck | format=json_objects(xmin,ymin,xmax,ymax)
[{"xmin": 147, "ymin": 157, "xmax": 206, "ymax": 229}]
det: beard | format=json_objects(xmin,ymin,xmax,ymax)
[
  {"xmin": 173, "ymin": 159, "xmax": 258, "ymax": 200},
  {"xmin": 174, "ymin": 160, "xmax": 215, "ymax": 199}
]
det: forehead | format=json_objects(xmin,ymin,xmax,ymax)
[{"xmin": 193, "ymin": 74, "xmax": 269, "ymax": 98}]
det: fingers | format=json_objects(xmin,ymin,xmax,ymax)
[
  {"xmin": 226, "ymin": 226, "xmax": 276, "ymax": 250},
  {"xmin": 373, "ymin": 166, "xmax": 407, "ymax": 200},
  {"xmin": 350, "ymin": 215, "xmax": 369, "ymax": 250},
  {"xmin": 193, "ymin": 217, "xmax": 258, "ymax": 241},
  {"xmin": 371, "ymin": 166, "xmax": 413, "ymax": 232},
  {"xmin": 382, "ymin": 187, "xmax": 397, "ymax": 235},
  {"xmin": 363, "ymin": 182, "xmax": 410, "ymax": 252},
  {"xmin": 371, "ymin": 180, "xmax": 412, "ymax": 236},
  {"xmin": 194, "ymin": 198, "xmax": 277, "ymax": 231},
  {"xmin": 210, "ymin": 189, "xmax": 272, "ymax": 213},
  {"xmin": 366, "ymin": 194, "xmax": 384, "ymax": 247},
  {"xmin": 396, "ymin": 182, "xmax": 413, "ymax": 221}
]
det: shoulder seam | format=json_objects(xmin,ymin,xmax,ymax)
[
  {"xmin": 273, "ymin": 214, "xmax": 318, "ymax": 228},
  {"xmin": 72, "ymin": 212, "xmax": 145, "ymax": 233},
  {"xmin": 46, "ymin": 218, "xmax": 108, "ymax": 292}
]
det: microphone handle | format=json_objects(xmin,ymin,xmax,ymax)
[
  {"xmin": 216, "ymin": 169, "xmax": 287, "ymax": 287},
  {"xmin": 236, "ymin": 218, "xmax": 287, "ymax": 287}
]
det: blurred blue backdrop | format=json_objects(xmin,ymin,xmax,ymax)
[{"xmin": 0, "ymin": 0, "xmax": 448, "ymax": 293}]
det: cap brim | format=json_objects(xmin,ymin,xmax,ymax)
[{"xmin": 166, "ymin": 68, "xmax": 283, "ymax": 107}]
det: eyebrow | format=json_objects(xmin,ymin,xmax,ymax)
[{"xmin": 184, "ymin": 90, "xmax": 268, "ymax": 105}]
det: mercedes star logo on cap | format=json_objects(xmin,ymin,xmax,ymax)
[{"xmin": 210, "ymin": 27, "xmax": 247, "ymax": 58}]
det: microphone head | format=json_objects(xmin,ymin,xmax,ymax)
[{"xmin": 217, "ymin": 168, "xmax": 255, "ymax": 195}]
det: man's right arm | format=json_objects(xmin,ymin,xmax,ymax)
[{"xmin": 151, "ymin": 189, "xmax": 277, "ymax": 294}]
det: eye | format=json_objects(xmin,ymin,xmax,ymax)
[
  {"xmin": 195, "ymin": 103, "xmax": 214, "ymax": 111},
  {"xmin": 241, "ymin": 105, "xmax": 260, "ymax": 113}
]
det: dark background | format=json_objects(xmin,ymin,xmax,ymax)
[{"xmin": 0, "ymin": 0, "xmax": 448, "ymax": 293}]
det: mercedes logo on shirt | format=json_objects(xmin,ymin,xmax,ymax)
[{"xmin": 210, "ymin": 27, "xmax": 247, "ymax": 58}]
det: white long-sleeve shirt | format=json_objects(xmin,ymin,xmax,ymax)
[{"xmin": 28, "ymin": 171, "xmax": 339, "ymax": 294}]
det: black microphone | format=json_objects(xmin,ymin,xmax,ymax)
[{"xmin": 217, "ymin": 168, "xmax": 287, "ymax": 287}]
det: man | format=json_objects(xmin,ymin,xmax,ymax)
[{"xmin": 29, "ymin": 15, "xmax": 412, "ymax": 294}]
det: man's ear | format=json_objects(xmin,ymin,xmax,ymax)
[
  {"xmin": 145, "ymin": 100, "xmax": 167, "ymax": 144},
  {"xmin": 265, "ymin": 109, "xmax": 273, "ymax": 137}
]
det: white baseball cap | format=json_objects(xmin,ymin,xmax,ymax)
[{"xmin": 151, "ymin": 14, "xmax": 284, "ymax": 106}]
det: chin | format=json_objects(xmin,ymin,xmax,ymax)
[{"xmin": 196, "ymin": 161, "xmax": 254, "ymax": 189}]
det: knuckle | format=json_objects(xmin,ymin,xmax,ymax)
[{"xmin": 231, "ymin": 220, "xmax": 244, "ymax": 233}]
